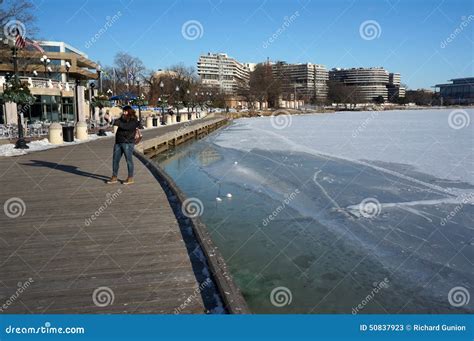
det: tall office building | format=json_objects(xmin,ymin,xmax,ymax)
[
  {"xmin": 329, "ymin": 67, "xmax": 404, "ymax": 102},
  {"xmin": 272, "ymin": 62, "xmax": 328, "ymax": 102},
  {"xmin": 388, "ymin": 72, "xmax": 405, "ymax": 101},
  {"xmin": 197, "ymin": 53, "xmax": 251, "ymax": 93}
]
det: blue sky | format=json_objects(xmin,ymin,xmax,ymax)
[{"xmin": 31, "ymin": 0, "xmax": 473, "ymax": 89}]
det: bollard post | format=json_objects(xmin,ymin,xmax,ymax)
[
  {"xmin": 75, "ymin": 121, "xmax": 88, "ymax": 140},
  {"xmin": 48, "ymin": 123, "xmax": 63, "ymax": 145},
  {"xmin": 165, "ymin": 114, "xmax": 172, "ymax": 125},
  {"xmin": 146, "ymin": 116, "xmax": 153, "ymax": 128}
]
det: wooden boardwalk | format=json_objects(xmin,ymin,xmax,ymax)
[{"xmin": 0, "ymin": 116, "xmax": 244, "ymax": 314}]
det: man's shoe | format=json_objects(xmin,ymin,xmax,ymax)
[
  {"xmin": 106, "ymin": 176, "xmax": 118, "ymax": 184},
  {"xmin": 123, "ymin": 177, "xmax": 134, "ymax": 185}
]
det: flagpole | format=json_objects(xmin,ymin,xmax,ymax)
[{"xmin": 113, "ymin": 67, "xmax": 116, "ymax": 95}]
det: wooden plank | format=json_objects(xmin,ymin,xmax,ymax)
[{"xmin": 0, "ymin": 120, "xmax": 230, "ymax": 314}]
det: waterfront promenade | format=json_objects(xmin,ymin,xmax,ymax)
[{"xmin": 0, "ymin": 116, "xmax": 241, "ymax": 314}]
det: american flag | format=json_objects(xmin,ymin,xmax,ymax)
[
  {"xmin": 25, "ymin": 38, "xmax": 45, "ymax": 53},
  {"xmin": 14, "ymin": 29, "xmax": 26, "ymax": 49}
]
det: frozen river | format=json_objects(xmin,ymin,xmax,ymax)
[{"xmin": 154, "ymin": 109, "xmax": 473, "ymax": 313}]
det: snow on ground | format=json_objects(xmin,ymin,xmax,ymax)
[
  {"xmin": 217, "ymin": 108, "xmax": 474, "ymax": 185},
  {"xmin": 0, "ymin": 132, "xmax": 114, "ymax": 157}
]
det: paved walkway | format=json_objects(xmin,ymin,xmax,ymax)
[{"xmin": 0, "ymin": 118, "xmax": 222, "ymax": 313}]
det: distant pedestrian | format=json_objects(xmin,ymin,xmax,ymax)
[{"xmin": 105, "ymin": 105, "xmax": 143, "ymax": 185}]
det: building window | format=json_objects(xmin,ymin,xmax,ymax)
[{"xmin": 27, "ymin": 95, "xmax": 67, "ymax": 122}]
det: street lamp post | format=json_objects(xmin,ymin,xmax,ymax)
[
  {"xmin": 89, "ymin": 82, "xmax": 95, "ymax": 123},
  {"xmin": 136, "ymin": 79, "xmax": 141, "ymax": 122},
  {"xmin": 6, "ymin": 39, "xmax": 29, "ymax": 149},
  {"xmin": 186, "ymin": 89, "xmax": 190, "ymax": 116},
  {"xmin": 40, "ymin": 55, "xmax": 50, "ymax": 76},
  {"xmin": 175, "ymin": 86, "xmax": 180, "ymax": 121},
  {"xmin": 97, "ymin": 64, "xmax": 102, "ymax": 93}
]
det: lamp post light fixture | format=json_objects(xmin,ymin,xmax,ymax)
[
  {"xmin": 89, "ymin": 82, "xmax": 95, "ymax": 122},
  {"xmin": 65, "ymin": 61, "xmax": 71, "ymax": 82},
  {"xmin": 136, "ymin": 79, "xmax": 142, "ymax": 122},
  {"xmin": 186, "ymin": 89, "xmax": 190, "ymax": 114},
  {"xmin": 97, "ymin": 64, "xmax": 102, "ymax": 93},
  {"xmin": 40, "ymin": 55, "xmax": 50, "ymax": 75},
  {"xmin": 175, "ymin": 86, "xmax": 180, "ymax": 119}
]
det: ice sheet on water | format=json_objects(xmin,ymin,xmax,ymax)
[{"xmin": 216, "ymin": 109, "xmax": 474, "ymax": 185}]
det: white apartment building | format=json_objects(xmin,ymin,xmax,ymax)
[
  {"xmin": 197, "ymin": 53, "xmax": 251, "ymax": 93},
  {"xmin": 272, "ymin": 62, "xmax": 329, "ymax": 102}
]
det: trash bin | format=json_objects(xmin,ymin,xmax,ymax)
[
  {"xmin": 152, "ymin": 117, "xmax": 158, "ymax": 126},
  {"xmin": 62, "ymin": 126, "xmax": 75, "ymax": 142}
]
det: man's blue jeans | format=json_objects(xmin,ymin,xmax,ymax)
[{"xmin": 112, "ymin": 143, "xmax": 134, "ymax": 177}]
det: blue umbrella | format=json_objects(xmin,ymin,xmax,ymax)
[{"xmin": 109, "ymin": 92, "xmax": 137, "ymax": 101}]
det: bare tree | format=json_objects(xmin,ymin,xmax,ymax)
[{"xmin": 0, "ymin": 0, "xmax": 39, "ymax": 74}]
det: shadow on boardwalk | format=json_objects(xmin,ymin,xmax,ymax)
[{"xmin": 22, "ymin": 159, "xmax": 110, "ymax": 182}]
